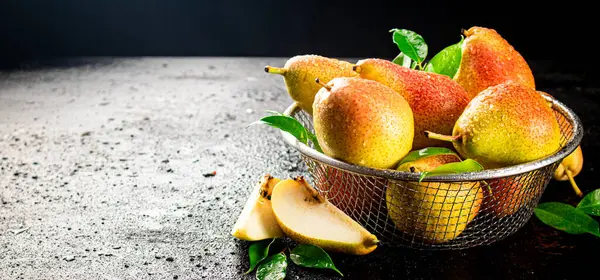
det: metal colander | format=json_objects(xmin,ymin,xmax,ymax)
[{"xmin": 279, "ymin": 95, "xmax": 583, "ymax": 250}]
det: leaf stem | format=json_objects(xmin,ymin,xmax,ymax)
[{"xmin": 566, "ymin": 170, "xmax": 583, "ymax": 197}]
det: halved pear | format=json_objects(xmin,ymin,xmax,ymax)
[
  {"xmin": 231, "ymin": 174, "xmax": 285, "ymax": 241},
  {"xmin": 271, "ymin": 177, "xmax": 379, "ymax": 255}
]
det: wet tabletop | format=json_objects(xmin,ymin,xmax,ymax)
[{"xmin": 0, "ymin": 58, "xmax": 599, "ymax": 279}]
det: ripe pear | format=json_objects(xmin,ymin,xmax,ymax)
[
  {"xmin": 264, "ymin": 55, "xmax": 358, "ymax": 115},
  {"xmin": 554, "ymin": 145, "xmax": 584, "ymax": 197},
  {"xmin": 353, "ymin": 58, "xmax": 470, "ymax": 150},
  {"xmin": 271, "ymin": 177, "xmax": 379, "ymax": 255},
  {"xmin": 454, "ymin": 26, "xmax": 536, "ymax": 99},
  {"xmin": 386, "ymin": 155, "xmax": 482, "ymax": 243},
  {"xmin": 312, "ymin": 77, "xmax": 414, "ymax": 169},
  {"xmin": 426, "ymin": 82, "xmax": 561, "ymax": 169},
  {"xmin": 483, "ymin": 176, "xmax": 543, "ymax": 217},
  {"xmin": 231, "ymin": 174, "xmax": 285, "ymax": 241}
]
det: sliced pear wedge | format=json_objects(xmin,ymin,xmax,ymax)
[
  {"xmin": 271, "ymin": 176, "xmax": 379, "ymax": 255},
  {"xmin": 231, "ymin": 174, "xmax": 285, "ymax": 241}
]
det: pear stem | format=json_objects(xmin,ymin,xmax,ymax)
[
  {"xmin": 315, "ymin": 78, "xmax": 331, "ymax": 91},
  {"xmin": 352, "ymin": 65, "xmax": 362, "ymax": 73},
  {"xmin": 264, "ymin": 66, "xmax": 286, "ymax": 75},
  {"xmin": 424, "ymin": 131, "xmax": 461, "ymax": 143},
  {"xmin": 565, "ymin": 170, "xmax": 583, "ymax": 197}
]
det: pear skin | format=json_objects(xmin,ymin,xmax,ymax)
[
  {"xmin": 231, "ymin": 174, "xmax": 285, "ymax": 241},
  {"xmin": 454, "ymin": 27, "xmax": 536, "ymax": 99},
  {"xmin": 271, "ymin": 177, "xmax": 379, "ymax": 255},
  {"xmin": 554, "ymin": 145, "xmax": 584, "ymax": 197},
  {"xmin": 427, "ymin": 82, "xmax": 561, "ymax": 169},
  {"xmin": 387, "ymin": 155, "xmax": 482, "ymax": 243},
  {"xmin": 265, "ymin": 55, "xmax": 358, "ymax": 115},
  {"xmin": 313, "ymin": 77, "xmax": 414, "ymax": 169},
  {"xmin": 354, "ymin": 59, "xmax": 469, "ymax": 150},
  {"xmin": 483, "ymin": 176, "xmax": 543, "ymax": 217}
]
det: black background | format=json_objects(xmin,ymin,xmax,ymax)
[{"xmin": 0, "ymin": 0, "xmax": 597, "ymax": 70}]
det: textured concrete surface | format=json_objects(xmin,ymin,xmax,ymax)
[{"xmin": 1, "ymin": 58, "xmax": 598, "ymax": 279}]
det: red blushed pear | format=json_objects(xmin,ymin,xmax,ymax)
[
  {"xmin": 454, "ymin": 27, "xmax": 536, "ymax": 100},
  {"xmin": 353, "ymin": 58, "xmax": 470, "ymax": 150},
  {"xmin": 425, "ymin": 82, "xmax": 561, "ymax": 169}
]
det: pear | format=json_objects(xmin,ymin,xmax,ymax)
[
  {"xmin": 231, "ymin": 174, "xmax": 284, "ymax": 241},
  {"xmin": 386, "ymin": 154, "xmax": 483, "ymax": 243},
  {"xmin": 353, "ymin": 58, "xmax": 470, "ymax": 150},
  {"xmin": 454, "ymin": 26, "xmax": 536, "ymax": 99},
  {"xmin": 264, "ymin": 55, "xmax": 358, "ymax": 115},
  {"xmin": 426, "ymin": 82, "xmax": 561, "ymax": 169},
  {"xmin": 483, "ymin": 176, "xmax": 543, "ymax": 217},
  {"xmin": 312, "ymin": 76, "xmax": 414, "ymax": 169},
  {"xmin": 271, "ymin": 177, "xmax": 379, "ymax": 255},
  {"xmin": 554, "ymin": 145, "xmax": 584, "ymax": 197}
]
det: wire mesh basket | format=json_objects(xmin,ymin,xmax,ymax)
[{"xmin": 279, "ymin": 94, "xmax": 583, "ymax": 250}]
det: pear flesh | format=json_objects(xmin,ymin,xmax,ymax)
[
  {"xmin": 231, "ymin": 174, "xmax": 284, "ymax": 241},
  {"xmin": 271, "ymin": 177, "xmax": 379, "ymax": 255}
]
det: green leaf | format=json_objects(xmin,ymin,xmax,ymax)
[
  {"xmin": 246, "ymin": 238, "xmax": 277, "ymax": 274},
  {"xmin": 424, "ymin": 36, "xmax": 464, "ymax": 78},
  {"xmin": 392, "ymin": 52, "xmax": 413, "ymax": 68},
  {"xmin": 397, "ymin": 147, "xmax": 459, "ymax": 166},
  {"xmin": 419, "ymin": 159, "xmax": 484, "ymax": 182},
  {"xmin": 535, "ymin": 202, "xmax": 600, "ymax": 237},
  {"xmin": 390, "ymin": 29, "xmax": 428, "ymax": 64},
  {"xmin": 577, "ymin": 189, "xmax": 600, "ymax": 216},
  {"xmin": 256, "ymin": 252, "xmax": 287, "ymax": 280},
  {"xmin": 290, "ymin": 244, "xmax": 343, "ymax": 277},
  {"xmin": 249, "ymin": 114, "xmax": 323, "ymax": 153}
]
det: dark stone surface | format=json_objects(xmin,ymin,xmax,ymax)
[{"xmin": 0, "ymin": 58, "xmax": 598, "ymax": 279}]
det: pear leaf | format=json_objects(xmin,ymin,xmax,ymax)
[
  {"xmin": 577, "ymin": 189, "xmax": 600, "ymax": 216},
  {"xmin": 425, "ymin": 36, "xmax": 464, "ymax": 78},
  {"xmin": 392, "ymin": 52, "xmax": 413, "ymax": 68},
  {"xmin": 249, "ymin": 113, "xmax": 323, "ymax": 153},
  {"xmin": 290, "ymin": 244, "xmax": 343, "ymax": 277},
  {"xmin": 246, "ymin": 238, "xmax": 277, "ymax": 274},
  {"xmin": 397, "ymin": 147, "xmax": 459, "ymax": 166},
  {"xmin": 535, "ymin": 202, "xmax": 600, "ymax": 237},
  {"xmin": 256, "ymin": 252, "xmax": 287, "ymax": 280},
  {"xmin": 419, "ymin": 159, "xmax": 484, "ymax": 182},
  {"xmin": 390, "ymin": 29, "xmax": 428, "ymax": 64}
]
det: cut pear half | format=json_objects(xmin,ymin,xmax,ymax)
[
  {"xmin": 231, "ymin": 174, "xmax": 285, "ymax": 241},
  {"xmin": 271, "ymin": 177, "xmax": 379, "ymax": 255}
]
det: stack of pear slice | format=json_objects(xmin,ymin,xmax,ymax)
[{"xmin": 231, "ymin": 175, "xmax": 379, "ymax": 255}]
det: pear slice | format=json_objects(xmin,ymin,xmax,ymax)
[
  {"xmin": 271, "ymin": 177, "xmax": 379, "ymax": 255},
  {"xmin": 231, "ymin": 174, "xmax": 285, "ymax": 241}
]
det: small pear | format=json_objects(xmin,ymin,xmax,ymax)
[
  {"xmin": 231, "ymin": 174, "xmax": 284, "ymax": 241},
  {"xmin": 454, "ymin": 27, "xmax": 536, "ymax": 99},
  {"xmin": 313, "ymin": 77, "xmax": 414, "ymax": 169},
  {"xmin": 387, "ymin": 154, "xmax": 482, "ymax": 243},
  {"xmin": 271, "ymin": 177, "xmax": 379, "ymax": 255},
  {"xmin": 354, "ymin": 58, "xmax": 470, "ymax": 149},
  {"xmin": 554, "ymin": 145, "xmax": 584, "ymax": 197},
  {"xmin": 426, "ymin": 82, "xmax": 561, "ymax": 169},
  {"xmin": 264, "ymin": 55, "xmax": 358, "ymax": 115}
]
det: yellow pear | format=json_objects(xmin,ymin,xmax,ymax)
[
  {"xmin": 231, "ymin": 174, "xmax": 285, "ymax": 241},
  {"xmin": 264, "ymin": 55, "xmax": 358, "ymax": 115},
  {"xmin": 271, "ymin": 177, "xmax": 379, "ymax": 255},
  {"xmin": 386, "ymin": 155, "xmax": 482, "ymax": 243},
  {"xmin": 554, "ymin": 145, "xmax": 584, "ymax": 197}
]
